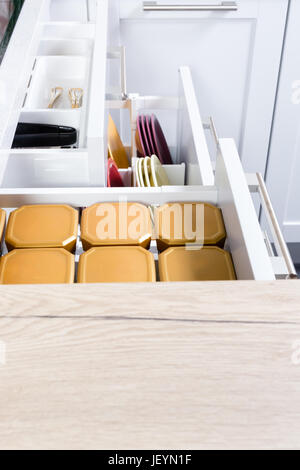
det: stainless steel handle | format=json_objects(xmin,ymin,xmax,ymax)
[
  {"xmin": 143, "ymin": 1, "xmax": 238, "ymax": 11},
  {"xmin": 256, "ymin": 173, "xmax": 298, "ymax": 280}
]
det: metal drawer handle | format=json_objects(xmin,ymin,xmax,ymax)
[
  {"xmin": 143, "ymin": 1, "xmax": 238, "ymax": 11},
  {"xmin": 256, "ymin": 173, "xmax": 298, "ymax": 280}
]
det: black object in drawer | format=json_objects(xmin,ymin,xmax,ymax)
[{"xmin": 12, "ymin": 123, "xmax": 77, "ymax": 148}]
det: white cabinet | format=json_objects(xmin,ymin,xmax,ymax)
[
  {"xmin": 266, "ymin": 0, "xmax": 300, "ymax": 247},
  {"xmin": 108, "ymin": 0, "xmax": 288, "ymax": 176}
]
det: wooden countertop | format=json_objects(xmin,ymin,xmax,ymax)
[{"xmin": 0, "ymin": 281, "xmax": 300, "ymax": 450}]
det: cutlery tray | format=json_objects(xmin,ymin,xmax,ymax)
[{"xmin": 24, "ymin": 56, "xmax": 89, "ymax": 110}]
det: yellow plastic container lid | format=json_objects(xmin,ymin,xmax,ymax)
[
  {"xmin": 78, "ymin": 246, "xmax": 156, "ymax": 283},
  {"xmin": 0, "ymin": 209, "xmax": 6, "ymax": 241},
  {"xmin": 5, "ymin": 205, "xmax": 79, "ymax": 252},
  {"xmin": 159, "ymin": 246, "xmax": 236, "ymax": 282},
  {"xmin": 0, "ymin": 248, "xmax": 75, "ymax": 285},
  {"xmin": 81, "ymin": 202, "xmax": 152, "ymax": 251},
  {"xmin": 156, "ymin": 202, "xmax": 226, "ymax": 252}
]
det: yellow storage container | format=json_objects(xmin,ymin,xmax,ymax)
[
  {"xmin": 78, "ymin": 246, "xmax": 156, "ymax": 283},
  {"xmin": 81, "ymin": 202, "xmax": 152, "ymax": 251},
  {"xmin": 156, "ymin": 202, "xmax": 226, "ymax": 252},
  {"xmin": 5, "ymin": 205, "xmax": 78, "ymax": 252},
  {"xmin": 159, "ymin": 246, "xmax": 236, "ymax": 282},
  {"xmin": 0, "ymin": 248, "xmax": 75, "ymax": 284}
]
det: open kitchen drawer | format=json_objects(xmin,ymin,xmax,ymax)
[
  {"xmin": 0, "ymin": 0, "xmax": 296, "ymax": 282},
  {"xmin": 0, "ymin": 0, "xmax": 108, "ymax": 186}
]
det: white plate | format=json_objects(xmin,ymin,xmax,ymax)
[
  {"xmin": 143, "ymin": 156, "xmax": 153, "ymax": 187},
  {"xmin": 138, "ymin": 158, "xmax": 146, "ymax": 187},
  {"xmin": 135, "ymin": 159, "xmax": 141, "ymax": 187},
  {"xmin": 150, "ymin": 155, "xmax": 170, "ymax": 187}
]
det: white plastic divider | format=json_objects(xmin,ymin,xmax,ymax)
[
  {"xmin": 0, "ymin": 150, "xmax": 89, "ymax": 188},
  {"xmin": 120, "ymin": 163, "xmax": 186, "ymax": 187},
  {"xmin": 216, "ymin": 138, "xmax": 275, "ymax": 280},
  {"xmin": 178, "ymin": 67, "xmax": 214, "ymax": 186},
  {"xmin": 0, "ymin": 186, "xmax": 217, "ymax": 208},
  {"xmin": 85, "ymin": 0, "xmax": 109, "ymax": 186}
]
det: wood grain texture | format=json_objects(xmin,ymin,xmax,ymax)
[
  {"xmin": 0, "ymin": 281, "xmax": 300, "ymax": 449},
  {"xmin": 0, "ymin": 317, "xmax": 300, "ymax": 450},
  {"xmin": 0, "ymin": 281, "xmax": 299, "ymax": 323}
]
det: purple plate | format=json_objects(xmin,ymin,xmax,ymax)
[
  {"xmin": 151, "ymin": 114, "xmax": 173, "ymax": 165},
  {"xmin": 136, "ymin": 115, "xmax": 147, "ymax": 157},
  {"xmin": 140, "ymin": 115, "xmax": 152, "ymax": 157},
  {"xmin": 145, "ymin": 115, "xmax": 156, "ymax": 155}
]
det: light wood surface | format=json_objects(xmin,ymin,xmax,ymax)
[
  {"xmin": 0, "ymin": 280, "xmax": 300, "ymax": 321},
  {"xmin": 0, "ymin": 281, "xmax": 300, "ymax": 450}
]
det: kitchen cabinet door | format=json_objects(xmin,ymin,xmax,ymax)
[
  {"xmin": 266, "ymin": 0, "xmax": 300, "ymax": 247},
  {"xmin": 109, "ymin": 0, "xmax": 288, "ymax": 176}
]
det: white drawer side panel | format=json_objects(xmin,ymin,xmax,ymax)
[{"xmin": 216, "ymin": 138, "xmax": 275, "ymax": 280}]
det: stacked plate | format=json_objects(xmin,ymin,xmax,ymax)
[
  {"xmin": 136, "ymin": 155, "xmax": 170, "ymax": 188},
  {"xmin": 107, "ymin": 114, "xmax": 173, "ymax": 188},
  {"xmin": 136, "ymin": 114, "xmax": 173, "ymax": 164}
]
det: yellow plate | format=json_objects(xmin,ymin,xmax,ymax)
[
  {"xmin": 108, "ymin": 115, "xmax": 129, "ymax": 169},
  {"xmin": 135, "ymin": 128, "xmax": 144, "ymax": 156}
]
